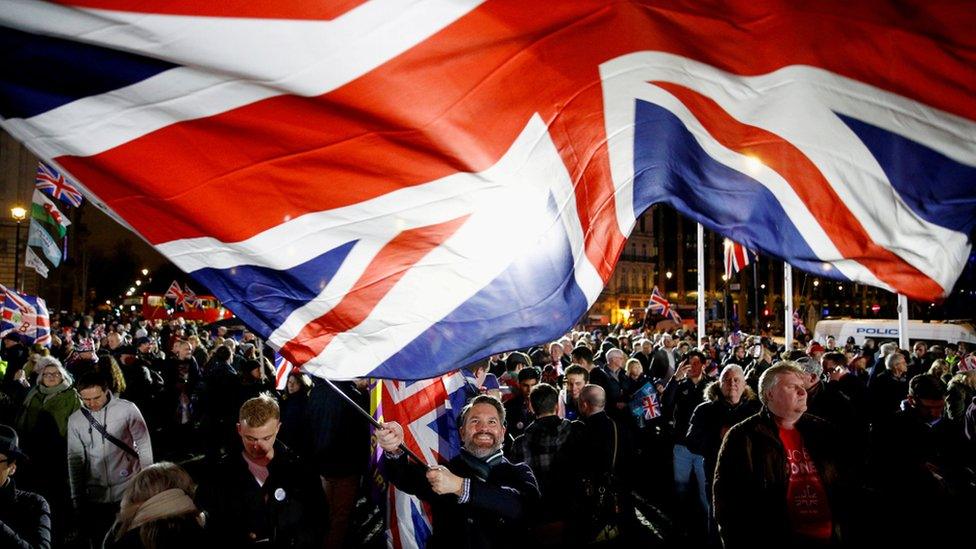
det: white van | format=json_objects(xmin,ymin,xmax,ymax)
[{"xmin": 813, "ymin": 318, "xmax": 976, "ymax": 347}]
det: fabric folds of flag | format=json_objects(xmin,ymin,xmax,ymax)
[
  {"xmin": 723, "ymin": 238, "xmax": 752, "ymax": 279},
  {"xmin": 647, "ymin": 286, "xmax": 681, "ymax": 323},
  {"xmin": 0, "ymin": 285, "xmax": 51, "ymax": 347},
  {"xmin": 374, "ymin": 372, "xmax": 466, "ymax": 549},
  {"xmin": 1, "ymin": 1, "xmax": 974, "ymax": 382}
]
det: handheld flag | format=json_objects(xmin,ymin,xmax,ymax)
[
  {"xmin": 374, "ymin": 372, "xmax": 467, "ymax": 549},
  {"xmin": 0, "ymin": 285, "xmax": 51, "ymax": 347},
  {"xmin": 1, "ymin": 2, "xmax": 974, "ymax": 382},
  {"xmin": 629, "ymin": 382, "xmax": 661, "ymax": 428}
]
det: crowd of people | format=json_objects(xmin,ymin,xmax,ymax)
[{"xmin": 1, "ymin": 309, "xmax": 975, "ymax": 548}]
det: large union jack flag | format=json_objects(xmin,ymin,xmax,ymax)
[{"xmin": 1, "ymin": 1, "xmax": 973, "ymax": 381}]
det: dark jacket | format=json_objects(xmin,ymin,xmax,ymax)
[
  {"xmin": 868, "ymin": 370, "xmax": 908, "ymax": 421},
  {"xmin": 383, "ymin": 449, "xmax": 540, "ymax": 549},
  {"xmin": 0, "ymin": 478, "xmax": 51, "ymax": 549},
  {"xmin": 196, "ymin": 442, "xmax": 328, "ymax": 548},
  {"xmin": 303, "ymin": 379, "xmax": 370, "ymax": 477},
  {"xmin": 713, "ymin": 409, "xmax": 851, "ymax": 549},
  {"xmin": 685, "ymin": 382, "xmax": 760, "ymax": 484},
  {"xmin": 662, "ymin": 375, "xmax": 709, "ymax": 445}
]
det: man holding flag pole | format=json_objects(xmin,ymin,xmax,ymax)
[{"xmin": 376, "ymin": 394, "xmax": 539, "ymax": 549}]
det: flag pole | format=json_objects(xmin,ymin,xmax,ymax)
[
  {"xmin": 897, "ymin": 293, "xmax": 909, "ymax": 350},
  {"xmin": 784, "ymin": 263, "xmax": 793, "ymax": 349},
  {"xmin": 697, "ymin": 223, "xmax": 705, "ymax": 346},
  {"xmin": 753, "ymin": 255, "xmax": 760, "ymax": 333},
  {"xmin": 321, "ymin": 377, "xmax": 430, "ymax": 467}
]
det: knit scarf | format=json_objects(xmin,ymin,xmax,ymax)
[{"xmin": 27, "ymin": 379, "xmax": 72, "ymax": 404}]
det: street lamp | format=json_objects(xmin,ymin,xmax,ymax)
[
  {"xmin": 141, "ymin": 268, "xmax": 149, "ymax": 276},
  {"xmin": 665, "ymin": 270, "xmax": 673, "ymax": 280},
  {"xmin": 10, "ymin": 206, "xmax": 26, "ymax": 291}
]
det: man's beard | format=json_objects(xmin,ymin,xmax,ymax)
[{"xmin": 463, "ymin": 433, "xmax": 502, "ymax": 458}]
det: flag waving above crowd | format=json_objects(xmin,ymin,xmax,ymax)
[{"xmin": 1, "ymin": 1, "xmax": 973, "ymax": 380}]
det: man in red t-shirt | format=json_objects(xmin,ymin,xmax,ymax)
[{"xmin": 713, "ymin": 362, "xmax": 850, "ymax": 548}]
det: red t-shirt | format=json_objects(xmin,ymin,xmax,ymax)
[{"xmin": 779, "ymin": 426, "xmax": 833, "ymax": 541}]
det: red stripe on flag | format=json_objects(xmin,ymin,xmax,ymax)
[
  {"xmin": 382, "ymin": 379, "xmax": 448, "ymax": 460},
  {"xmin": 282, "ymin": 216, "xmax": 469, "ymax": 365},
  {"xmin": 51, "ymin": 0, "xmax": 366, "ymax": 20},
  {"xmin": 652, "ymin": 81, "xmax": 943, "ymax": 300},
  {"xmin": 733, "ymin": 243, "xmax": 748, "ymax": 271},
  {"xmin": 53, "ymin": 1, "xmax": 974, "ymax": 294}
]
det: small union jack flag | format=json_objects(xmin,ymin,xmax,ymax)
[
  {"xmin": 164, "ymin": 280, "xmax": 189, "ymax": 308},
  {"xmin": 35, "ymin": 162, "xmax": 83, "ymax": 208},
  {"xmin": 723, "ymin": 238, "xmax": 753, "ymax": 279},
  {"xmin": 647, "ymin": 286, "xmax": 681, "ymax": 323},
  {"xmin": 629, "ymin": 382, "xmax": 661, "ymax": 427}
]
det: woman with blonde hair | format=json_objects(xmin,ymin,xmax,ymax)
[{"xmin": 105, "ymin": 461, "xmax": 208, "ymax": 548}]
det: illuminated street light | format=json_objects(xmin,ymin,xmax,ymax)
[
  {"xmin": 665, "ymin": 271, "xmax": 673, "ymax": 280},
  {"xmin": 135, "ymin": 280, "xmax": 142, "ymax": 286},
  {"xmin": 813, "ymin": 279, "xmax": 820, "ymax": 287},
  {"xmin": 141, "ymin": 268, "xmax": 149, "ymax": 276},
  {"xmin": 10, "ymin": 206, "xmax": 27, "ymax": 291}
]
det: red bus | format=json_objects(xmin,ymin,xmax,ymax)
[{"xmin": 122, "ymin": 293, "xmax": 234, "ymax": 323}]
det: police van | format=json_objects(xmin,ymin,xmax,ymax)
[{"xmin": 813, "ymin": 318, "xmax": 976, "ymax": 347}]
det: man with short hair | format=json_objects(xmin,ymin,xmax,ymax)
[
  {"xmin": 498, "ymin": 351, "xmax": 530, "ymax": 403},
  {"xmin": 593, "ymin": 348, "xmax": 629, "ymax": 419},
  {"xmin": 795, "ymin": 356, "xmax": 856, "ymax": 428},
  {"xmin": 198, "ymin": 394, "xmax": 327, "ymax": 548},
  {"xmin": 713, "ymin": 363, "xmax": 850, "ymax": 548},
  {"xmin": 869, "ymin": 374, "xmax": 950, "ymax": 545},
  {"xmin": 504, "ymin": 367, "xmax": 540, "ymax": 439},
  {"xmin": 564, "ymin": 384, "xmax": 634, "ymax": 542},
  {"xmin": 649, "ymin": 334, "xmax": 678, "ymax": 381},
  {"xmin": 869, "ymin": 351, "xmax": 910, "ymax": 421},
  {"xmin": 377, "ymin": 395, "xmax": 539, "ymax": 549},
  {"xmin": 908, "ymin": 341, "xmax": 930, "ymax": 379},
  {"xmin": 631, "ymin": 339, "xmax": 653, "ymax": 371},
  {"xmin": 559, "ymin": 364, "xmax": 588, "ymax": 420},
  {"xmin": 0, "ymin": 424, "xmax": 52, "ymax": 548},
  {"xmin": 67, "ymin": 373, "xmax": 153, "ymax": 547},
  {"xmin": 509, "ymin": 383, "xmax": 581, "ymax": 543},
  {"xmin": 662, "ymin": 351, "xmax": 711, "ymax": 538}
]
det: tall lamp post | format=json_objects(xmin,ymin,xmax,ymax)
[{"xmin": 11, "ymin": 206, "xmax": 27, "ymax": 291}]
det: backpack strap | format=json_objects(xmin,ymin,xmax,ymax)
[{"xmin": 80, "ymin": 406, "xmax": 139, "ymax": 460}]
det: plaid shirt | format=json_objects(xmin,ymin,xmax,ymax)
[{"xmin": 509, "ymin": 415, "xmax": 577, "ymax": 478}]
